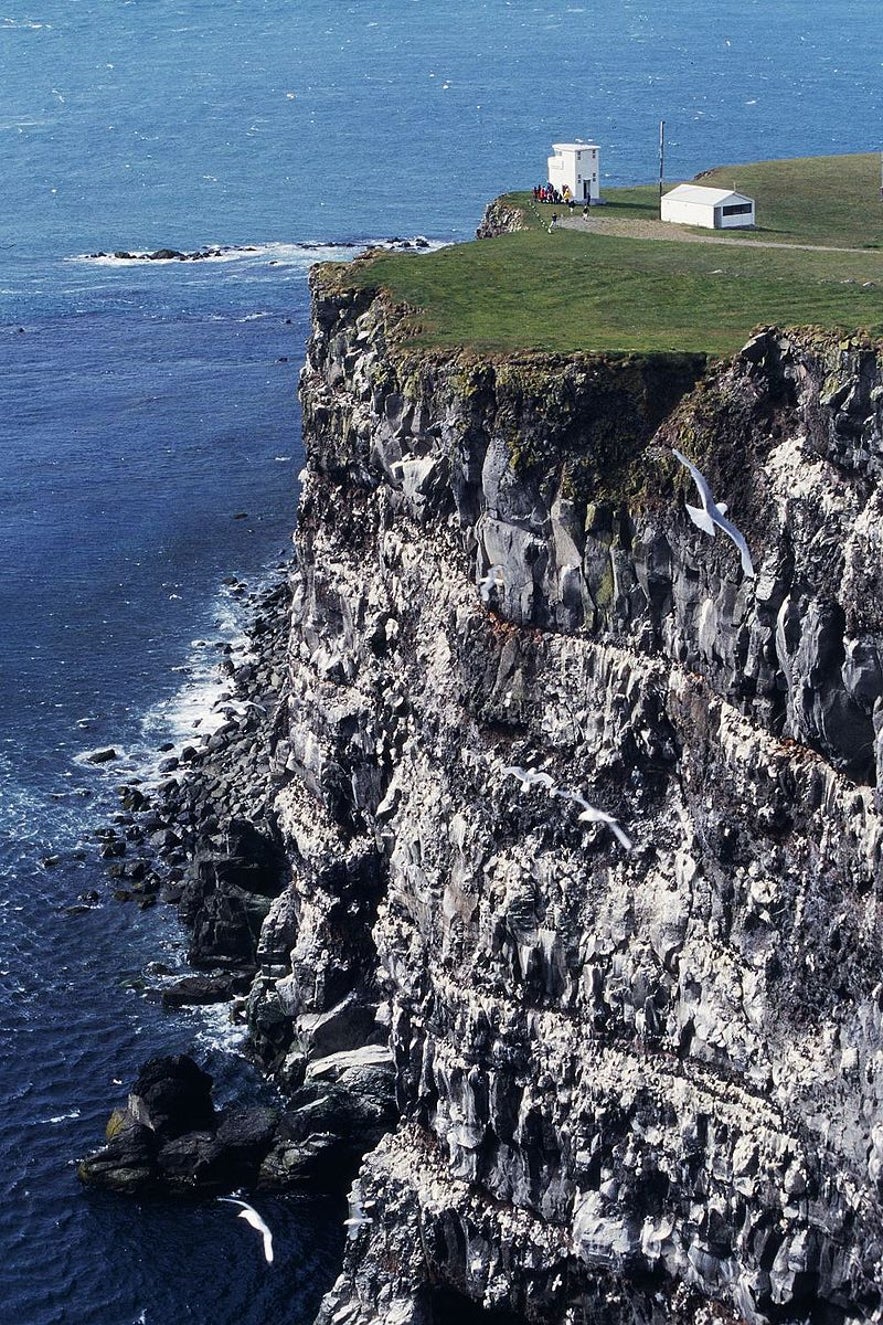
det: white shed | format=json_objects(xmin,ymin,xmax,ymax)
[
  {"xmin": 547, "ymin": 141, "xmax": 601, "ymax": 203},
  {"xmin": 660, "ymin": 184, "xmax": 755, "ymax": 229}
]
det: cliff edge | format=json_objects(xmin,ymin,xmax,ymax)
[{"xmin": 253, "ymin": 270, "xmax": 883, "ymax": 1325}]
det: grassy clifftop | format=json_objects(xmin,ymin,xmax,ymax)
[{"xmin": 332, "ymin": 154, "xmax": 883, "ymax": 356}]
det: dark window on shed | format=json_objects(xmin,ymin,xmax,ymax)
[{"xmin": 721, "ymin": 202, "xmax": 753, "ymax": 216}]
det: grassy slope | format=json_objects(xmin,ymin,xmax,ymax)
[
  {"xmin": 512, "ymin": 153, "xmax": 883, "ymax": 247},
  {"xmin": 339, "ymin": 154, "xmax": 883, "ymax": 356}
]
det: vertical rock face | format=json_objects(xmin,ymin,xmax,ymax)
[{"xmin": 256, "ymin": 270, "xmax": 883, "ymax": 1325}]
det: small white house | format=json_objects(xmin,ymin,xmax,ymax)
[
  {"xmin": 660, "ymin": 184, "xmax": 755, "ymax": 229},
  {"xmin": 547, "ymin": 141, "xmax": 601, "ymax": 203}
]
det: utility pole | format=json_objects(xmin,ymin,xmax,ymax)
[{"xmin": 658, "ymin": 120, "xmax": 666, "ymax": 217}]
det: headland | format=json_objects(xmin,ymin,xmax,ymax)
[{"xmin": 80, "ymin": 153, "xmax": 883, "ymax": 1325}]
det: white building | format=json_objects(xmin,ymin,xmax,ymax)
[
  {"xmin": 547, "ymin": 141, "xmax": 600, "ymax": 203},
  {"xmin": 660, "ymin": 184, "xmax": 756, "ymax": 229}
]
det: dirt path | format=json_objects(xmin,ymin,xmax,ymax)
[{"xmin": 558, "ymin": 213, "xmax": 879, "ymax": 256}]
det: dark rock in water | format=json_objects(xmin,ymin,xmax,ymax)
[
  {"xmin": 159, "ymin": 971, "xmax": 253, "ymax": 1008},
  {"xmin": 77, "ymin": 1051, "xmax": 365, "ymax": 1197},
  {"xmin": 87, "ymin": 747, "xmax": 118, "ymax": 764},
  {"xmin": 209, "ymin": 1106, "xmax": 280, "ymax": 1184},
  {"xmin": 155, "ymin": 1131, "xmax": 218, "ymax": 1192},
  {"xmin": 119, "ymin": 785, "xmax": 149, "ymax": 811},
  {"xmin": 77, "ymin": 1117, "xmax": 158, "ymax": 1194},
  {"xmin": 129, "ymin": 1055, "xmax": 216, "ymax": 1138}
]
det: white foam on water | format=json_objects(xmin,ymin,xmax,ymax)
[
  {"xmin": 67, "ymin": 236, "xmax": 449, "ymax": 270},
  {"xmin": 127, "ymin": 568, "xmax": 282, "ymax": 784},
  {"xmin": 37, "ymin": 1109, "xmax": 82, "ymax": 1125},
  {"xmin": 191, "ymin": 1001, "xmax": 250, "ymax": 1056},
  {"xmin": 67, "ymin": 567, "xmax": 284, "ymax": 789}
]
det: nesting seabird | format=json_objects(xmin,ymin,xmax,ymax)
[
  {"xmin": 671, "ymin": 447, "xmax": 755, "ymax": 578},
  {"xmin": 219, "ymin": 1197, "xmax": 274, "ymax": 1264},
  {"xmin": 343, "ymin": 1181, "xmax": 375, "ymax": 1240}
]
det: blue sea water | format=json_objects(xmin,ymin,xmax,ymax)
[{"xmin": 1, "ymin": 2, "xmax": 881, "ymax": 1322}]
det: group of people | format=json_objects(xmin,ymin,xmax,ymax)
[
  {"xmin": 533, "ymin": 182, "xmax": 568, "ymax": 205},
  {"xmin": 533, "ymin": 182, "xmax": 591, "ymax": 217}
]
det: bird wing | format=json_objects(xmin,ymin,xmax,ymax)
[
  {"xmin": 237, "ymin": 1208, "xmax": 274, "ymax": 1264},
  {"xmin": 577, "ymin": 806, "xmax": 634, "ymax": 852},
  {"xmin": 553, "ymin": 789, "xmax": 591, "ymax": 811},
  {"xmin": 609, "ymin": 820, "xmax": 635, "ymax": 852},
  {"xmin": 220, "ymin": 1198, "xmax": 274, "ymax": 1265},
  {"xmin": 501, "ymin": 764, "xmax": 527, "ymax": 783},
  {"xmin": 685, "ymin": 502, "xmax": 717, "ymax": 538},
  {"xmin": 672, "ymin": 448, "xmax": 718, "ymax": 534},
  {"xmin": 672, "ymin": 448, "xmax": 712, "ymax": 502},
  {"xmin": 712, "ymin": 510, "xmax": 755, "ymax": 578}
]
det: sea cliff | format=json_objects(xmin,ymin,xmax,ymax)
[{"xmin": 250, "ymin": 270, "xmax": 883, "ymax": 1320}]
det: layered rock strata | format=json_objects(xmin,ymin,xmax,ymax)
[{"xmin": 256, "ymin": 268, "xmax": 883, "ymax": 1325}]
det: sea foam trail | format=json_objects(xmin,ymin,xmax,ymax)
[{"xmin": 69, "ymin": 238, "xmax": 444, "ymax": 268}]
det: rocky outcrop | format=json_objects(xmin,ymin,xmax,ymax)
[
  {"xmin": 254, "ymin": 268, "xmax": 883, "ymax": 1325},
  {"xmin": 476, "ymin": 198, "xmax": 528, "ymax": 238},
  {"xmin": 77, "ymin": 1050, "xmax": 396, "ymax": 1197}
]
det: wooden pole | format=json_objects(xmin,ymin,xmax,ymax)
[{"xmin": 658, "ymin": 120, "xmax": 666, "ymax": 217}]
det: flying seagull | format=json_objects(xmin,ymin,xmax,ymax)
[
  {"xmin": 577, "ymin": 805, "xmax": 634, "ymax": 852},
  {"xmin": 502, "ymin": 765, "xmax": 557, "ymax": 792},
  {"xmin": 479, "ymin": 564, "xmax": 505, "ymax": 604},
  {"xmin": 219, "ymin": 1197, "xmax": 274, "ymax": 1264},
  {"xmin": 553, "ymin": 789, "xmax": 634, "ymax": 852},
  {"xmin": 671, "ymin": 447, "xmax": 755, "ymax": 578}
]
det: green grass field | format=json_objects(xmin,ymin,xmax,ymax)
[
  {"xmin": 512, "ymin": 153, "xmax": 883, "ymax": 247},
  {"xmin": 334, "ymin": 154, "xmax": 883, "ymax": 356}
]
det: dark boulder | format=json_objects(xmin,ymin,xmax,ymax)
[
  {"xmin": 77, "ymin": 1116, "xmax": 157, "ymax": 1194},
  {"xmin": 159, "ymin": 971, "xmax": 253, "ymax": 1008},
  {"xmin": 128, "ymin": 1054, "xmax": 216, "ymax": 1138}
]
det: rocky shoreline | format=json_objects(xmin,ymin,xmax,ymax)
[
  {"xmin": 82, "ymin": 237, "xmax": 434, "ymax": 264},
  {"xmin": 78, "ymin": 567, "xmax": 396, "ymax": 1198}
]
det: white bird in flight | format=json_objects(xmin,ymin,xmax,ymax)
[
  {"xmin": 552, "ymin": 789, "xmax": 634, "ymax": 852},
  {"xmin": 671, "ymin": 447, "xmax": 755, "ymax": 578},
  {"xmin": 479, "ymin": 564, "xmax": 505, "ymax": 604},
  {"xmin": 219, "ymin": 1197, "xmax": 274, "ymax": 1264},
  {"xmin": 502, "ymin": 764, "xmax": 557, "ymax": 792}
]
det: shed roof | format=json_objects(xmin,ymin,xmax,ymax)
[
  {"xmin": 551, "ymin": 141, "xmax": 599, "ymax": 153},
  {"xmin": 663, "ymin": 184, "xmax": 753, "ymax": 207}
]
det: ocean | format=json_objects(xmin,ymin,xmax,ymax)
[{"xmin": 0, "ymin": 2, "xmax": 880, "ymax": 1321}]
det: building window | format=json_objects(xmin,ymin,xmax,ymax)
[{"xmin": 721, "ymin": 202, "xmax": 753, "ymax": 216}]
